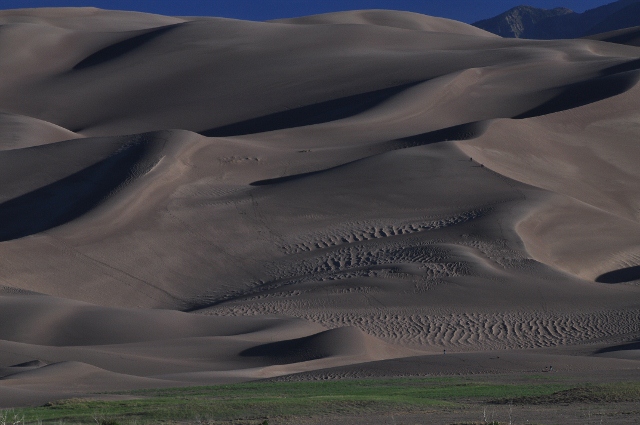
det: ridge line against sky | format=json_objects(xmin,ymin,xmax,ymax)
[{"xmin": 0, "ymin": 0, "xmax": 618, "ymax": 24}]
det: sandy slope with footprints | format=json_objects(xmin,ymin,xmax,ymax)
[{"xmin": 0, "ymin": 7, "xmax": 639, "ymax": 406}]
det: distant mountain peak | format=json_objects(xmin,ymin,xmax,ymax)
[
  {"xmin": 473, "ymin": 0, "xmax": 640, "ymax": 40},
  {"xmin": 488, "ymin": 5, "xmax": 575, "ymax": 38}
]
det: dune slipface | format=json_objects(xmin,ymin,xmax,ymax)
[{"xmin": 0, "ymin": 7, "xmax": 639, "ymax": 406}]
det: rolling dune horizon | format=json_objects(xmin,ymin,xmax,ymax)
[{"xmin": 0, "ymin": 7, "xmax": 638, "ymax": 410}]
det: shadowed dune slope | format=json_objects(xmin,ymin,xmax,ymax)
[
  {"xmin": 240, "ymin": 326, "xmax": 414, "ymax": 364},
  {"xmin": 0, "ymin": 135, "xmax": 165, "ymax": 241},
  {"xmin": 0, "ymin": 129, "xmax": 212, "ymax": 242},
  {"xmin": 72, "ymin": 24, "xmax": 182, "ymax": 70},
  {"xmin": 0, "ymin": 8, "xmax": 637, "ymax": 137},
  {"xmin": 0, "ymin": 7, "xmax": 639, "ymax": 406}
]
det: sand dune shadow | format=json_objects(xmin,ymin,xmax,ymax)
[
  {"xmin": 240, "ymin": 327, "xmax": 366, "ymax": 365},
  {"xmin": 596, "ymin": 339, "xmax": 640, "ymax": 353},
  {"xmin": 595, "ymin": 265, "xmax": 640, "ymax": 283},
  {"xmin": 202, "ymin": 82, "xmax": 423, "ymax": 137},
  {"xmin": 250, "ymin": 121, "xmax": 489, "ymax": 186},
  {"xmin": 515, "ymin": 69, "xmax": 640, "ymax": 119},
  {"xmin": 0, "ymin": 141, "xmax": 160, "ymax": 241},
  {"xmin": 73, "ymin": 24, "xmax": 181, "ymax": 70}
]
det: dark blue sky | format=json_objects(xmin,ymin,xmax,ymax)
[{"xmin": 0, "ymin": 0, "xmax": 616, "ymax": 23}]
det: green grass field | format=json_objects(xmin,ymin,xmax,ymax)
[{"xmin": 2, "ymin": 378, "xmax": 639, "ymax": 424}]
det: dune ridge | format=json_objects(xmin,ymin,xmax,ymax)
[
  {"xmin": 0, "ymin": 7, "xmax": 638, "ymax": 406},
  {"xmin": 585, "ymin": 25, "xmax": 640, "ymax": 46},
  {"xmin": 272, "ymin": 9, "xmax": 498, "ymax": 37}
]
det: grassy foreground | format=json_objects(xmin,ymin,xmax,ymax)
[{"xmin": 2, "ymin": 378, "xmax": 639, "ymax": 424}]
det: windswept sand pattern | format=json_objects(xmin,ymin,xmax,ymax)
[
  {"xmin": 171, "ymin": 182, "xmax": 252, "ymax": 207},
  {"xmin": 458, "ymin": 238, "xmax": 537, "ymax": 270},
  {"xmin": 281, "ymin": 209, "xmax": 490, "ymax": 255},
  {"xmin": 265, "ymin": 243, "xmax": 469, "ymax": 285},
  {"xmin": 188, "ymin": 242, "xmax": 467, "ymax": 308},
  {"xmin": 204, "ymin": 307, "xmax": 640, "ymax": 350}
]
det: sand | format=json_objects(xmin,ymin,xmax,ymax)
[{"xmin": 0, "ymin": 7, "xmax": 638, "ymax": 408}]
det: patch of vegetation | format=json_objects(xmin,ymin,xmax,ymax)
[
  {"xmin": 449, "ymin": 423, "xmax": 500, "ymax": 425},
  {"xmin": 4, "ymin": 377, "xmax": 572, "ymax": 424},
  {"xmin": 494, "ymin": 382, "xmax": 640, "ymax": 405}
]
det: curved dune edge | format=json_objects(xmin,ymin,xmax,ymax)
[
  {"xmin": 0, "ymin": 113, "xmax": 81, "ymax": 150},
  {"xmin": 272, "ymin": 9, "xmax": 499, "ymax": 37},
  {"xmin": 515, "ymin": 194, "xmax": 640, "ymax": 282},
  {"xmin": 456, "ymin": 78, "xmax": 640, "ymax": 282},
  {"xmin": 584, "ymin": 25, "xmax": 640, "ymax": 47},
  {"xmin": 0, "ymin": 7, "xmax": 185, "ymax": 31},
  {"xmin": 239, "ymin": 326, "xmax": 418, "ymax": 362}
]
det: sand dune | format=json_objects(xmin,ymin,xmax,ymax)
[
  {"xmin": 586, "ymin": 25, "xmax": 640, "ymax": 46},
  {"xmin": 0, "ymin": 7, "xmax": 638, "ymax": 406},
  {"xmin": 0, "ymin": 113, "xmax": 80, "ymax": 150},
  {"xmin": 272, "ymin": 9, "xmax": 498, "ymax": 37},
  {"xmin": 0, "ymin": 7, "xmax": 184, "ymax": 31},
  {"xmin": 0, "ymin": 294, "xmax": 325, "ymax": 346},
  {"xmin": 240, "ymin": 326, "xmax": 414, "ymax": 364},
  {"xmin": 456, "ymin": 77, "xmax": 640, "ymax": 281},
  {"xmin": 0, "ymin": 294, "xmax": 414, "ymax": 406}
]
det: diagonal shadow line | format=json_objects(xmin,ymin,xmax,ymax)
[
  {"xmin": 201, "ymin": 81, "xmax": 425, "ymax": 137},
  {"xmin": 73, "ymin": 23, "xmax": 182, "ymax": 70},
  {"xmin": 0, "ymin": 142, "xmax": 155, "ymax": 241},
  {"xmin": 514, "ymin": 68, "xmax": 640, "ymax": 119},
  {"xmin": 205, "ymin": 60, "xmax": 640, "ymax": 137},
  {"xmin": 595, "ymin": 339, "xmax": 640, "ymax": 353},
  {"xmin": 379, "ymin": 120, "xmax": 491, "ymax": 151},
  {"xmin": 600, "ymin": 58, "xmax": 640, "ymax": 76},
  {"xmin": 249, "ymin": 121, "xmax": 489, "ymax": 187},
  {"xmin": 593, "ymin": 29, "xmax": 640, "ymax": 47}
]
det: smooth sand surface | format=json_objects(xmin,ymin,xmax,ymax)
[{"xmin": 0, "ymin": 7, "xmax": 638, "ymax": 406}]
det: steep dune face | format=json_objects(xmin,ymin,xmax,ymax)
[{"xmin": 0, "ymin": 7, "xmax": 639, "ymax": 405}]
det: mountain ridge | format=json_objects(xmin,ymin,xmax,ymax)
[{"xmin": 473, "ymin": 0, "xmax": 640, "ymax": 39}]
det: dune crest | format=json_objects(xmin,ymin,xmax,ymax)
[
  {"xmin": 0, "ymin": 113, "xmax": 80, "ymax": 150},
  {"xmin": 0, "ymin": 7, "xmax": 184, "ymax": 31},
  {"xmin": 585, "ymin": 25, "xmax": 640, "ymax": 46},
  {"xmin": 240, "ymin": 326, "xmax": 417, "ymax": 364},
  {"xmin": 273, "ymin": 10, "xmax": 498, "ymax": 37}
]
